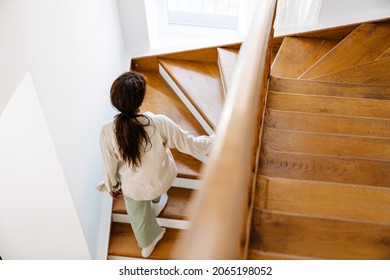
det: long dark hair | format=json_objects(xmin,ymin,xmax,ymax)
[{"xmin": 110, "ymin": 71, "xmax": 152, "ymax": 169}]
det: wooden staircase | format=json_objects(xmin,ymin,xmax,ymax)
[
  {"xmin": 250, "ymin": 21, "xmax": 390, "ymax": 260},
  {"xmin": 107, "ymin": 44, "xmax": 239, "ymax": 259},
  {"xmin": 106, "ymin": 19, "xmax": 390, "ymax": 260}
]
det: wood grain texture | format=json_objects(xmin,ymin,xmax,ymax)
[
  {"xmin": 142, "ymin": 72, "xmax": 206, "ymax": 136},
  {"xmin": 263, "ymin": 127, "xmax": 390, "ymax": 161},
  {"xmin": 265, "ymin": 109, "xmax": 390, "ymax": 138},
  {"xmin": 260, "ymin": 150, "xmax": 390, "ymax": 188},
  {"xmin": 174, "ymin": 0, "xmax": 277, "ymax": 260},
  {"xmin": 299, "ymin": 23, "xmax": 390, "ymax": 79},
  {"xmin": 267, "ymin": 92, "xmax": 390, "ymax": 119},
  {"xmin": 313, "ymin": 59, "xmax": 390, "ymax": 86},
  {"xmin": 138, "ymin": 72, "xmax": 205, "ymax": 178},
  {"xmin": 108, "ymin": 222, "xmax": 184, "ymax": 259},
  {"xmin": 131, "ymin": 43, "xmax": 241, "ymax": 72},
  {"xmin": 159, "ymin": 58, "xmax": 224, "ymax": 130},
  {"xmin": 131, "ymin": 46, "xmax": 219, "ymax": 72},
  {"xmin": 269, "ymin": 76, "xmax": 390, "ymax": 99},
  {"xmin": 250, "ymin": 209, "xmax": 390, "ymax": 259},
  {"xmin": 112, "ymin": 187, "xmax": 196, "ymax": 220},
  {"xmin": 248, "ymin": 250, "xmax": 319, "ymax": 260},
  {"xmin": 171, "ymin": 149, "xmax": 202, "ymax": 179},
  {"xmin": 217, "ymin": 47, "xmax": 239, "ymax": 95},
  {"xmin": 377, "ymin": 46, "xmax": 390, "ymax": 61},
  {"xmin": 256, "ymin": 176, "xmax": 390, "ymax": 224},
  {"xmin": 271, "ymin": 37, "xmax": 338, "ymax": 78}
]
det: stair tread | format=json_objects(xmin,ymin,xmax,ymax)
[
  {"xmin": 250, "ymin": 209, "xmax": 390, "ymax": 259},
  {"xmin": 265, "ymin": 109, "xmax": 390, "ymax": 138},
  {"xmin": 271, "ymin": 37, "xmax": 338, "ymax": 78},
  {"xmin": 140, "ymin": 72, "xmax": 204, "ymax": 178},
  {"xmin": 377, "ymin": 46, "xmax": 390, "ymax": 61},
  {"xmin": 131, "ymin": 43, "xmax": 242, "ymax": 72},
  {"xmin": 256, "ymin": 176, "xmax": 390, "ymax": 224},
  {"xmin": 217, "ymin": 47, "xmax": 239, "ymax": 94},
  {"xmin": 108, "ymin": 222, "xmax": 182, "ymax": 259},
  {"xmin": 268, "ymin": 91, "xmax": 390, "ymax": 119},
  {"xmin": 313, "ymin": 59, "xmax": 390, "ymax": 86},
  {"xmin": 260, "ymin": 149, "xmax": 390, "ymax": 188},
  {"xmin": 159, "ymin": 58, "xmax": 224, "ymax": 130},
  {"xmin": 171, "ymin": 149, "xmax": 202, "ymax": 179},
  {"xmin": 142, "ymin": 72, "xmax": 206, "ymax": 135},
  {"xmin": 263, "ymin": 127, "xmax": 390, "ymax": 161},
  {"xmin": 270, "ymin": 76, "xmax": 390, "ymax": 99},
  {"xmin": 248, "ymin": 250, "xmax": 319, "ymax": 260},
  {"xmin": 112, "ymin": 187, "xmax": 195, "ymax": 221},
  {"xmin": 300, "ymin": 22, "xmax": 390, "ymax": 79}
]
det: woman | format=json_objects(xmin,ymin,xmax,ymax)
[{"xmin": 99, "ymin": 71, "xmax": 215, "ymax": 258}]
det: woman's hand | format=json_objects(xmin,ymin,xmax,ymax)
[{"xmin": 109, "ymin": 188, "xmax": 123, "ymax": 200}]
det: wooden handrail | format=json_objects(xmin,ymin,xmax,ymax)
[{"xmin": 173, "ymin": 0, "xmax": 277, "ymax": 259}]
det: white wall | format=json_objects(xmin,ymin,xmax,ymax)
[
  {"xmin": 0, "ymin": 73, "xmax": 90, "ymax": 259},
  {"xmin": 117, "ymin": 0, "xmax": 150, "ymax": 56},
  {"xmin": 0, "ymin": 0, "xmax": 128, "ymax": 259},
  {"xmin": 275, "ymin": 0, "xmax": 390, "ymax": 36}
]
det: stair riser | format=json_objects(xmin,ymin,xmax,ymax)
[
  {"xmin": 112, "ymin": 214, "xmax": 190, "ymax": 230},
  {"xmin": 300, "ymin": 23, "xmax": 390, "ymax": 79},
  {"xmin": 313, "ymin": 59, "xmax": 390, "ymax": 86},
  {"xmin": 268, "ymin": 92, "xmax": 390, "ymax": 119},
  {"xmin": 250, "ymin": 209, "xmax": 390, "ymax": 260},
  {"xmin": 271, "ymin": 37, "xmax": 338, "ymax": 78},
  {"xmin": 256, "ymin": 176, "xmax": 390, "ymax": 224},
  {"xmin": 260, "ymin": 150, "xmax": 390, "ymax": 188},
  {"xmin": 265, "ymin": 110, "xmax": 390, "ymax": 139},
  {"xmin": 269, "ymin": 77, "xmax": 390, "ymax": 99},
  {"xmin": 263, "ymin": 128, "xmax": 390, "ymax": 161}
]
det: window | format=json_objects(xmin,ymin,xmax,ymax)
[
  {"xmin": 166, "ymin": 0, "xmax": 239, "ymax": 29},
  {"xmin": 144, "ymin": 0, "xmax": 253, "ymax": 49}
]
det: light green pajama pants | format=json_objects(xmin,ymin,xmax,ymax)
[{"xmin": 123, "ymin": 196, "xmax": 163, "ymax": 248}]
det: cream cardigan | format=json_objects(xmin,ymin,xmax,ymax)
[{"xmin": 99, "ymin": 112, "xmax": 214, "ymax": 201}]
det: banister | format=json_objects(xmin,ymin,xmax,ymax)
[{"xmin": 173, "ymin": 0, "xmax": 278, "ymax": 259}]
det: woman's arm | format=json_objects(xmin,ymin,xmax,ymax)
[
  {"xmin": 99, "ymin": 127, "xmax": 120, "ymax": 195},
  {"xmin": 155, "ymin": 114, "xmax": 215, "ymax": 157}
]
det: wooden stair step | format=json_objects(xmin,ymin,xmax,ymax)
[
  {"xmin": 268, "ymin": 91, "xmax": 390, "ymax": 119},
  {"xmin": 265, "ymin": 109, "xmax": 390, "ymax": 138},
  {"xmin": 108, "ymin": 222, "xmax": 183, "ymax": 259},
  {"xmin": 217, "ymin": 47, "xmax": 240, "ymax": 95},
  {"xmin": 259, "ymin": 149, "xmax": 390, "ymax": 188},
  {"xmin": 248, "ymin": 250, "xmax": 319, "ymax": 260},
  {"xmin": 269, "ymin": 77, "xmax": 390, "ymax": 99},
  {"xmin": 256, "ymin": 176, "xmax": 390, "ymax": 224},
  {"xmin": 250, "ymin": 209, "xmax": 390, "ymax": 259},
  {"xmin": 299, "ymin": 22, "xmax": 390, "ymax": 79},
  {"xmin": 131, "ymin": 43, "xmax": 242, "ymax": 72},
  {"xmin": 171, "ymin": 149, "xmax": 202, "ymax": 179},
  {"xmin": 313, "ymin": 59, "xmax": 390, "ymax": 86},
  {"xmin": 131, "ymin": 46, "xmax": 219, "ymax": 72},
  {"xmin": 263, "ymin": 127, "xmax": 390, "ymax": 161},
  {"xmin": 141, "ymin": 71, "xmax": 206, "ymax": 135},
  {"xmin": 139, "ymin": 72, "xmax": 205, "ymax": 178},
  {"xmin": 271, "ymin": 36, "xmax": 338, "ymax": 78},
  {"xmin": 159, "ymin": 58, "xmax": 224, "ymax": 131},
  {"xmin": 112, "ymin": 187, "xmax": 195, "ymax": 221},
  {"xmin": 377, "ymin": 46, "xmax": 390, "ymax": 61}
]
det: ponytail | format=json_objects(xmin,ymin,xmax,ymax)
[{"xmin": 110, "ymin": 72, "xmax": 152, "ymax": 169}]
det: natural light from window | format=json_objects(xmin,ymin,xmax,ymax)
[
  {"xmin": 166, "ymin": 0, "xmax": 239, "ymax": 29},
  {"xmin": 144, "ymin": 0, "xmax": 324, "ymax": 50}
]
